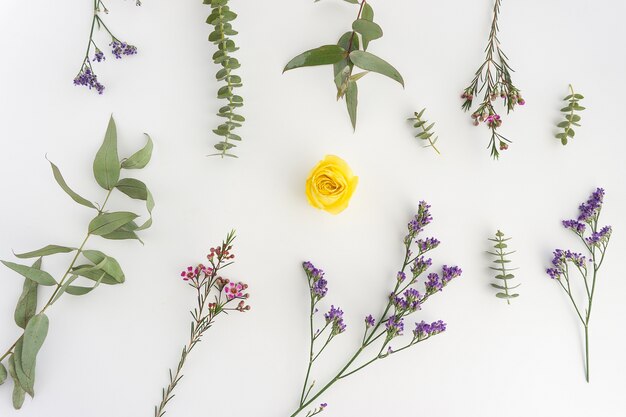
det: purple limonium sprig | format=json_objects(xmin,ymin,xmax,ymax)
[
  {"xmin": 292, "ymin": 201, "xmax": 462, "ymax": 417},
  {"xmin": 74, "ymin": 0, "xmax": 139, "ymax": 94},
  {"xmin": 546, "ymin": 188, "xmax": 611, "ymax": 382}
]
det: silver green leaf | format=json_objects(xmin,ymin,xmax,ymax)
[
  {"xmin": 22, "ymin": 313, "xmax": 48, "ymax": 383},
  {"xmin": 136, "ymin": 189, "xmax": 154, "ymax": 231},
  {"xmin": 116, "ymin": 178, "xmax": 148, "ymax": 200},
  {"xmin": 14, "ymin": 245, "xmax": 76, "ymax": 259},
  {"xmin": 1, "ymin": 261, "xmax": 56, "ymax": 286},
  {"xmin": 361, "ymin": 2, "xmax": 374, "ymax": 21},
  {"xmin": 346, "ymin": 81, "xmax": 358, "ymax": 131},
  {"xmin": 0, "ymin": 362, "xmax": 6, "ymax": 385},
  {"xmin": 348, "ymin": 50, "xmax": 404, "ymax": 86},
  {"xmin": 13, "ymin": 338, "xmax": 34, "ymax": 397},
  {"xmin": 88, "ymin": 212, "xmax": 138, "ymax": 236},
  {"xmin": 8, "ymin": 356, "xmax": 25, "ymax": 409},
  {"xmin": 82, "ymin": 250, "xmax": 125, "ymax": 283},
  {"xmin": 93, "ymin": 116, "xmax": 121, "ymax": 190},
  {"xmin": 352, "ymin": 19, "xmax": 382, "ymax": 51},
  {"xmin": 14, "ymin": 259, "xmax": 40, "ymax": 329},
  {"xmin": 121, "ymin": 134, "xmax": 153, "ymax": 169},
  {"xmin": 284, "ymin": 45, "xmax": 347, "ymax": 72},
  {"xmin": 48, "ymin": 160, "xmax": 96, "ymax": 209}
]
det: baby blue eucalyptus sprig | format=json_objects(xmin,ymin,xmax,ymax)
[
  {"xmin": 74, "ymin": 0, "xmax": 140, "ymax": 94},
  {"xmin": 289, "ymin": 202, "xmax": 462, "ymax": 417},
  {"xmin": 461, "ymin": 0, "xmax": 525, "ymax": 159},
  {"xmin": 546, "ymin": 188, "xmax": 612, "ymax": 382},
  {"xmin": 488, "ymin": 230, "xmax": 519, "ymax": 304},
  {"xmin": 284, "ymin": 0, "xmax": 404, "ymax": 130},
  {"xmin": 408, "ymin": 108, "xmax": 440, "ymax": 154},
  {"xmin": 555, "ymin": 85, "xmax": 585, "ymax": 145},
  {"xmin": 0, "ymin": 116, "xmax": 154, "ymax": 409},
  {"xmin": 205, "ymin": 0, "xmax": 245, "ymax": 158}
]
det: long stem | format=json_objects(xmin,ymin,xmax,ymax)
[
  {"xmin": 584, "ymin": 325, "xmax": 589, "ymax": 382},
  {"xmin": 299, "ymin": 292, "xmax": 316, "ymax": 406}
]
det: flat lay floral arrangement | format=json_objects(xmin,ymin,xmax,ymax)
[{"xmin": 0, "ymin": 0, "xmax": 624, "ymax": 416}]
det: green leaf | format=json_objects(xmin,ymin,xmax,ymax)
[
  {"xmin": 116, "ymin": 178, "xmax": 148, "ymax": 200},
  {"xmin": 22, "ymin": 313, "xmax": 48, "ymax": 384},
  {"xmin": 14, "ymin": 259, "xmax": 40, "ymax": 329},
  {"xmin": 93, "ymin": 116, "xmax": 121, "ymax": 190},
  {"xmin": 82, "ymin": 250, "xmax": 125, "ymax": 283},
  {"xmin": 101, "ymin": 221, "xmax": 143, "ymax": 243},
  {"xmin": 136, "ymin": 189, "xmax": 154, "ymax": 231},
  {"xmin": 343, "ymin": 0, "xmax": 359, "ymax": 3},
  {"xmin": 8, "ymin": 356, "xmax": 25, "ymax": 409},
  {"xmin": 496, "ymin": 293, "xmax": 519, "ymax": 299},
  {"xmin": 48, "ymin": 160, "xmax": 96, "ymax": 209},
  {"xmin": 1, "ymin": 261, "xmax": 56, "ymax": 286},
  {"xmin": 50, "ymin": 275, "xmax": 79, "ymax": 304},
  {"xmin": 348, "ymin": 50, "xmax": 404, "ymax": 86},
  {"xmin": 283, "ymin": 45, "xmax": 347, "ymax": 72},
  {"xmin": 490, "ymin": 283, "xmax": 507, "ymax": 290},
  {"xmin": 557, "ymin": 121, "xmax": 570, "ymax": 128},
  {"xmin": 88, "ymin": 212, "xmax": 138, "ymax": 236},
  {"xmin": 334, "ymin": 32, "xmax": 358, "ymax": 90},
  {"xmin": 121, "ymin": 134, "xmax": 153, "ymax": 169},
  {"xmin": 73, "ymin": 264, "xmax": 119, "ymax": 285},
  {"xmin": 352, "ymin": 19, "xmax": 382, "ymax": 50},
  {"xmin": 14, "ymin": 245, "xmax": 76, "ymax": 259},
  {"xmin": 0, "ymin": 363, "xmax": 6, "ymax": 385},
  {"xmin": 346, "ymin": 81, "xmax": 358, "ymax": 131},
  {"xmin": 361, "ymin": 2, "xmax": 374, "ymax": 21}
]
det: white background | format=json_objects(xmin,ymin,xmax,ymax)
[{"xmin": 1, "ymin": 0, "xmax": 625, "ymax": 416}]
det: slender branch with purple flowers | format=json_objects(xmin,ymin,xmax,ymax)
[
  {"xmin": 73, "ymin": 0, "xmax": 140, "ymax": 94},
  {"xmin": 461, "ymin": 0, "xmax": 524, "ymax": 159},
  {"xmin": 546, "ymin": 188, "xmax": 612, "ymax": 382},
  {"xmin": 290, "ymin": 202, "xmax": 462, "ymax": 417},
  {"xmin": 153, "ymin": 231, "xmax": 250, "ymax": 417}
]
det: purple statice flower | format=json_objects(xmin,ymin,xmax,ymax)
[
  {"xmin": 442, "ymin": 265, "xmax": 462, "ymax": 284},
  {"xmin": 324, "ymin": 305, "xmax": 346, "ymax": 335},
  {"xmin": 407, "ymin": 201, "xmax": 433, "ymax": 235},
  {"xmin": 392, "ymin": 288, "xmax": 421, "ymax": 313},
  {"xmin": 585, "ymin": 225, "xmax": 612, "ymax": 246},
  {"xmin": 303, "ymin": 261, "xmax": 328, "ymax": 299},
  {"xmin": 110, "ymin": 40, "xmax": 138, "ymax": 59},
  {"xmin": 547, "ymin": 249, "xmax": 587, "ymax": 279},
  {"xmin": 93, "ymin": 48, "xmax": 105, "ymax": 62},
  {"xmin": 577, "ymin": 188, "xmax": 605, "ymax": 223},
  {"xmin": 425, "ymin": 272, "xmax": 442, "ymax": 293},
  {"xmin": 385, "ymin": 315, "xmax": 404, "ymax": 339},
  {"xmin": 413, "ymin": 319, "xmax": 446, "ymax": 340},
  {"xmin": 73, "ymin": 65, "xmax": 105, "ymax": 94},
  {"xmin": 417, "ymin": 237, "xmax": 440, "ymax": 252},
  {"xmin": 396, "ymin": 271, "xmax": 406, "ymax": 283},
  {"xmin": 364, "ymin": 314, "xmax": 375, "ymax": 327},
  {"xmin": 410, "ymin": 256, "xmax": 432, "ymax": 278},
  {"xmin": 562, "ymin": 219, "xmax": 586, "ymax": 234}
]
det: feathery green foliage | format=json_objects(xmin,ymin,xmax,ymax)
[
  {"xmin": 556, "ymin": 85, "xmax": 585, "ymax": 145},
  {"xmin": 488, "ymin": 230, "xmax": 519, "ymax": 304},
  {"xmin": 408, "ymin": 109, "xmax": 440, "ymax": 154}
]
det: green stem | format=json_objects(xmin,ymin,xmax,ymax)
[
  {"xmin": 584, "ymin": 324, "xmax": 589, "ymax": 382},
  {"xmin": 299, "ymin": 292, "xmax": 316, "ymax": 406}
]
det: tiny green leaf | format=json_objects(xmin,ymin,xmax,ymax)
[
  {"xmin": 121, "ymin": 134, "xmax": 153, "ymax": 169},
  {"xmin": 1, "ymin": 261, "xmax": 56, "ymax": 286},
  {"xmin": 48, "ymin": 160, "xmax": 96, "ymax": 209},
  {"xmin": 88, "ymin": 212, "xmax": 138, "ymax": 236},
  {"xmin": 283, "ymin": 45, "xmax": 347, "ymax": 72},
  {"xmin": 348, "ymin": 50, "xmax": 404, "ymax": 86},
  {"xmin": 93, "ymin": 116, "xmax": 121, "ymax": 190}
]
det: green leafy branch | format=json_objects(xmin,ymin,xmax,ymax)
[
  {"xmin": 488, "ymin": 230, "xmax": 519, "ymax": 304},
  {"xmin": 284, "ymin": 0, "xmax": 404, "ymax": 130},
  {"xmin": 408, "ymin": 109, "xmax": 440, "ymax": 154},
  {"xmin": 555, "ymin": 84, "xmax": 584, "ymax": 145},
  {"xmin": 206, "ymin": 0, "xmax": 245, "ymax": 158},
  {"xmin": 0, "ymin": 116, "xmax": 154, "ymax": 409}
]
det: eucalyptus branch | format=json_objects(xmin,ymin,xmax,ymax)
[
  {"xmin": 153, "ymin": 231, "xmax": 250, "ymax": 416},
  {"xmin": 555, "ymin": 84, "xmax": 585, "ymax": 145},
  {"xmin": 408, "ymin": 109, "xmax": 440, "ymax": 154},
  {"xmin": 0, "ymin": 116, "xmax": 154, "ymax": 409},
  {"xmin": 488, "ymin": 230, "xmax": 519, "ymax": 304}
]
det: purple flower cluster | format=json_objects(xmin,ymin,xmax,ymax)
[
  {"xmin": 586, "ymin": 226, "xmax": 612, "ymax": 246},
  {"xmin": 396, "ymin": 271, "xmax": 406, "ymax": 283},
  {"xmin": 385, "ymin": 315, "xmax": 404, "ymax": 339},
  {"xmin": 413, "ymin": 320, "xmax": 446, "ymax": 340},
  {"xmin": 110, "ymin": 40, "xmax": 138, "ymax": 59},
  {"xmin": 324, "ymin": 305, "xmax": 346, "ymax": 335},
  {"xmin": 392, "ymin": 288, "xmax": 422, "ymax": 313},
  {"xmin": 73, "ymin": 65, "xmax": 105, "ymax": 94},
  {"xmin": 410, "ymin": 256, "xmax": 432, "ymax": 278},
  {"xmin": 425, "ymin": 272, "xmax": 442, "ymax": 293},
  {"xmin": 442, "ymin": 265, "xmax": 462, "ymax": 284},
  {"xmin": 407, "ymin": 201, "xmax": 433, "ymax": 236},
  {"xmin": 93, "ymin": 49, "xmax": 105, "ymax": 63},
  {"xmin": 303, "ymin": 261, "xmax": 327, "ymax": 299},
  {"xmin": 364, "ymin": 314, "xmax": 375, "ymax": 327},
  {"xmin": 562, "ymin": 219, "xmax": 586, "ymax": 234},
  {"xmin": 417, "ymin": 237, "xmax": 440, "ymax": 252},
  {"xmin": 578, "ymin": 188, "xmax": 605, "ymax": 223},
  {"xmin": 546, "ymin": 249, "xmax": 587, "ymax": 279}
]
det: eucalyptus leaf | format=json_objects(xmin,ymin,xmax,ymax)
[
  {"xmin": 82, "ymin": 250, "xmax": 125, "ymax": 283},
  {"xmin": 88, "ymin": 212, "xmax": 138, "ymax": 236},
  {"xmin": 348, "ymin": 50, "xmax": 404, "ymax": 86},
  {"xmin": 284, "ymin": 45, "xmax": 347, "ymax": 72},
  {"xmin": 93, "ymin": 116, "xmax": 121, "ymax": 190},
  {"xmin": 0, "ymin": 362, "xmax": 7, "ymax": 385},
  {"xmin": 22, "ymin": 313, "xmax": 48, "ymax": 381},
  {"xmin": 48, "ymin": 160, "xmax": 96, "ymax": 209},
  {"xmin": 14, "ymin": 259, "xmax": 40, "ymax": 329},
  {"xmin": 51, "ymin": 275, "xmax": 80, "ymax": 304},
  {"xmin": 361, "ymin": 2, "xmax": 374, "ymax": 21},
  {"xmin": 8, "ymin": 356, "xmax": 25, "ymax": 409},
  {"xmin": 1, "ymin": 261, "xmax": 56, "ymax": 286},
  {"xmin": 346, "ymin": 81, "xmax": 358, "ymax": 131},
  {"xmin": 13, "ymin": 338, "xmax": 34, "ymax": 397},
  {"xmin": 136, "ymin": 190, "xmax": 154, "ymax": 231},
  {"xmin": 121, "ymin": 134, "xmax": 153, "ymax": 169},
  {"xmin": 72, "ymin": 265, "xmax": 119, "ymax": 285},
  {"xmin": 116, "ymin": 178, "xmax": 148, "ymax": 200},
  {"xmin": 352, "ymin": 19, "xmax": 382, "ymax": 50},
  {"xmin": 14, "ymin": 245, "xmax": 75, "ymax": 259}
]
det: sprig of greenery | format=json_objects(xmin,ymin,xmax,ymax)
[
  {"xmin": 461, "ymin": 0, "xmax": 524, "ymax": 159},
  {"xmin": 206, "ymin": 0, "xmax": 245, "ymax": 158},
  {"xmin": 0, "ymin": 116, "xmax": 154, "ymax": 409},
  {"xmin": 556, "ymin": 85, "xmax": 585, "ymax": 145},
  {"xmin": 408, "ymin": 109, "xmax": 440, "ymax": 154},
  {"xmin": 284, "ymin": 0, "xmax": 404, "ymax": 130},
  {"xmin": 488, "ymin": 230, "xmax": 519, "ymax": 304}
]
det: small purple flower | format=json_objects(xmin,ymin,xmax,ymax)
[
  {"xmin": 93, "ymin": 48, "xmax": 105, "ymax": 62},
  {"xmin": 546, "ymin": 267, "xmax": 561, "ymax": 280},
  {"xmin": 413, "ymin": 319, "xmax": 446, "ymax": 340},
  {"xmin": 110, "ymin": 40, "xmax": 138, "ymax": 59},
  {"xmin": 562, "ymin": 219, "xmax": 586, "ymax": 234},
  {"xmin": 410, "ymin": 256, "xmax": 432, "ymax": 278},
  {"xmin": 407, "ymin": 201, "xmax": 433, "ymax": 235},
  {"xmin": 577, "ymin": 188, "xmax": 605, "ymax": 223},
  {"xmin": 442, "ymin": 265, "xmax": 462, "ymax": 284},
  {"xmin": 385, "ymin": 315, "xmax": 404, "ymax": 338},
  {"xmin": 73, "ymin": 65, "xmax": 105, "ymax": 94},
  {"xmin": 417, "ymin": 237, "xmax": 440, "ymax": 252},
  {"xmin": 365, "ymin": 314, "xmax": 375, "ymax": 327},
  {"xmin": 324, "ymin": 305, "xmax": 346, "ymax": 335},
  {"xmin": 396, "ymin": 271, "xmax": 406, "ymax": 282},
  {"xmin": 425, "ymin": 272, "xmax": 442, "ymax": 293},
  {"xmin": 320, "ymin": 403, "xmax": 327, "ymax": 409},
  {"xmin": 585, "ymin": 225, "xmax": 612, "ymax": 246},
  {"xmin": 303, "ymin": 261, "xmax": 328, "ymax": 299}
]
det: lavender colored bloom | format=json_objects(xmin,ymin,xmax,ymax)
[
  {"xmin": 364, "ymin": 314, "xmax": 375, "ymax": 327},
  {"xmin": 562, "ymin": 219, "xmax": 586, "ymax": 234},
  {"xmin": 442, "ymin": 265, "xmax": 462, "ymax": 284},
  {"xmin": 407, "ymin": 201, "xmax": 433, "ymax": 235},
  {"xmin": 413, "ymin": 319, "xmax": 446, "ymax": 339},
  {"xmin": 577, "ymin": 188, "xmax": 605, "ymax": 223},
  {"xmin": 312, "ymin": 276, "xmax": 328, "ymax": 298},
  {"xmin": 392, "ymin": 288, "xmax": 421, "ymax": 313},
  {"xmin": 410, "ymin": 256, "xmax": 432, "ymax": 278},
  {"xmin": 417, "ymin": 237, "xmax": 440, "ymax": 252},
  {"xmin": 385, "ymin": 315, "xmax": 404, "ymax": 338},
  {"xmin": 586, "ymin": 225, "xmax": 612, "ymax": 246},
  {"xmin": 110, "ymin": 40, "xmax": 138, "ymax": 59},
  {"xmin": 425, "ymin": 272, "xmax": 442, "ymax": 293},
  {"xmin": 93, "ymin": 49, "xmax": 105, "ymax": 62},
  {"xmin": 396, "ymin": 271, "xmax": 406, "ymax": 282},
  {"xmin": 546, "ymin": 267, "xmax": 561, "ymax": 280},
  {"xmin": 73, "ymin": 65, "xmax": 105, "ymax": 94},
  {"xmin": 324, "ymin": 305, "xmax": 346, "ymax": 335},
  {"xmin": 303, "ymin": 261, "xmax": 328, "ymax": 299}
]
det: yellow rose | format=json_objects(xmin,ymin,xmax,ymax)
[{"xmin": 306, "ymin": 155, "xmax": 358, "ymax": 214}]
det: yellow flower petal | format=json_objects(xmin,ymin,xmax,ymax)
[{"xmin": 305, "ymin": 155, "xmax": 358, "ymax": 215}]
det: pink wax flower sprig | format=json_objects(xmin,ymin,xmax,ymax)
[
  {"xmin": 289, "ymin": 201, "xmax": 462, "ymax": 417},
  {"xmin": 461, "ymin": 0, "xmax": 524, "ymax": 159},
  {"xmin": 153, "ymin": 230, "xmax": 250, "ymax": 417}
]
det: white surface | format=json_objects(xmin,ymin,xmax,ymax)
[{"xmin": 1, "ymin": 0, "xmax": 625, "ymax": 416}]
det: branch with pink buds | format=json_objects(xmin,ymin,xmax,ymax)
[
  {"xmin": 461, "ymin": 0, "xmax": 524, "ymax": 159},
  {"xmin": 153, "ymin": 230, "xmax": 250, "ymax": 417}
]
